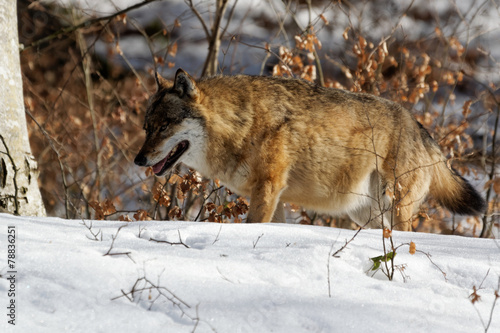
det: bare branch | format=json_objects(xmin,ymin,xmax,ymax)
[
  {"xmin": 21, "ymin": 0, "xmax": 162, "ymax": 53},
  {"xmin": 185, "ymin": 0, "xmax": 211, "ymax": 40},
  {"xmin": 103, "ymin": 225, "xmax": 133, "ymax": 260},
  {"xmin": 148, "ymin": 229, "xmax": 190, "ymax": 248},
  {"xmin": 201, "ymin": 0, "xmax": 230, "ymax": 76},
  {"xmin": 252, "ymin": 233, "xmax": 264, "ymax": 249}
]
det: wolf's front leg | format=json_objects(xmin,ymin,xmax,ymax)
[
  {"xmin": 247, "ymin": 185, "xmax": 282, "ymax": 223},
  {"xmin": 247, "ymin": 178, "xmax": 287, "ymax": 223},
  {"xmin": 247, "ymin": 133, "xmax": 290, "ymax": 223}
]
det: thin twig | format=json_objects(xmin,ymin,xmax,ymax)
[
  {"xmin": 103, "ymin": 225, "xmax": 133, "ymax": 259},
  {"xmin": 481, "ymin": 102, "xmax": 499, "ymax": 238},
  {"xmin": 395, "ymin": 242, "xmax": 448, "ymax": 282},
  {"xmin": 76, "ymin": 29, "xmax": 101, "ymax": 203},
  {"xmin": 327, "ymin": 241, "xmax": 337, "ymax": 298},
  {"xmin": 24, "ymin": 109, "xmax": 74, "ymax": 218},
  {"xmin": 195, "ymin": 184, "xmax": 224, "ymax": 221},
  {"xmin": 112, "ymin": 275, "xmax": 191, "ymax": 309},
  {"xmin": 484, "ymin": 277, "xmax": 500, "ymax": 332},
  {"xmin": 252, "ymin": 233, "xmax": 264, "ymax": 249},
  {"xmin": 212, "ymin": 224, "xmax": 223, "ymax": 245},
  {"xmin": 331, "ymin": 226, "xmax": 364, "ymax": 258},
  {"xmin": 185, "ymin": 0, "xmax": 211, "ymax": 39},
  {"xmin": 82, "ymin": 220, "xmax": 103, "ymax": 241},
  {"xmin": 149, "ymin": 230, "xmax": 190, "ymax": 248}
]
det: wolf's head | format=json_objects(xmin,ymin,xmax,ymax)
[{"xmin": 134, "ymin": 68, "xmax": 206, "ymax": 176}]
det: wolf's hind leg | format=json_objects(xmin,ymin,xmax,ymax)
[
  {"xmin": 390, "ymin": 202, "xmax": 414, "ymax": 231},
  {"xmin": 348, "ymin": 207, "xmax": 383, "ymax": 229}
]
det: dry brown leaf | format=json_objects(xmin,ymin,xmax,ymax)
[
  {"xmin": 343, "ymin": 27, "xmax": 350, "ymax": 40},
  {"xmin": 409, "ymin": 242, "xmax": 416, "ymax": 255}
]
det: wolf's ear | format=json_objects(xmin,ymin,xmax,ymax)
[
  {"xmin": 173, "ymin": 68, "xmax": 199, "ymax": 100},
  {"xmin": 155, "ymin": 72, "xmax": 173, "ymax": 91}
]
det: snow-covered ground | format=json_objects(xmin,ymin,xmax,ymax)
[{"xmin": 0, "ymin": 213, "xmax": 498, "ymax": 332}]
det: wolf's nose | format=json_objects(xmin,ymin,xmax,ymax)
[{"xmin": 134, "ymin": 153, "xmax": 147, "ymax": 166}]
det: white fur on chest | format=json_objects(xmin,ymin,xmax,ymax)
[
  {"xmin": 178, "ymin": 119, "xmax": 252, "ymax": 194},
  {"xmin": 175, "ymin": 119, "xmax": 211, "ymax": 175}
]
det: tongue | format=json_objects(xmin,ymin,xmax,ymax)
[{"xmin": 152, "ymin": 157, "xmax": 168, "ymax": 174}]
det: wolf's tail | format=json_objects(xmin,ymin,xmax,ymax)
[{"xmin": 428, "ymin": 147, "xmax": 486, "ymax": 216}]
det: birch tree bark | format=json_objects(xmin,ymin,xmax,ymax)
[{"xmin": 0, "ymin": 0, "xmax": 46, "ymax": 216}]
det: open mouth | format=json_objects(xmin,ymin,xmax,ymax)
[{"xmin": 152, "ymin": 140, "xmax": 189, "ymax": 175}]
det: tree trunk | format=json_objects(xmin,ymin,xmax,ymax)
[
  {"xmin": 201, "ymin": 0, "xmax": 229, "ymax": 77},
  {"xmin": 0, "ymin": 0, "xmax": 46, "ymax": 216}
]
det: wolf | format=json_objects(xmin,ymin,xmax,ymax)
[{"xmin": 134, "ymin": 68, "xmax": 485, "ymax": 231}]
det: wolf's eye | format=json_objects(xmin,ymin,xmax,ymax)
[{"xmin": 160, "ymin": 125, "xmax": 168, "ymax": 132}]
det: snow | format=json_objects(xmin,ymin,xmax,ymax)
[{"xmin": 0, "ymin": 213, "xmax": 499, "ymax": 332}]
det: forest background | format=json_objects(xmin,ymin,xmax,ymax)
[{"xmin": 16, "ymin": 0, "xmax": 500, "ymax": 237}]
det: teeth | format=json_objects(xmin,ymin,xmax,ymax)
[{"xmin": 169, "ymin": 145, "xmax": 178, "ymax": 156}]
